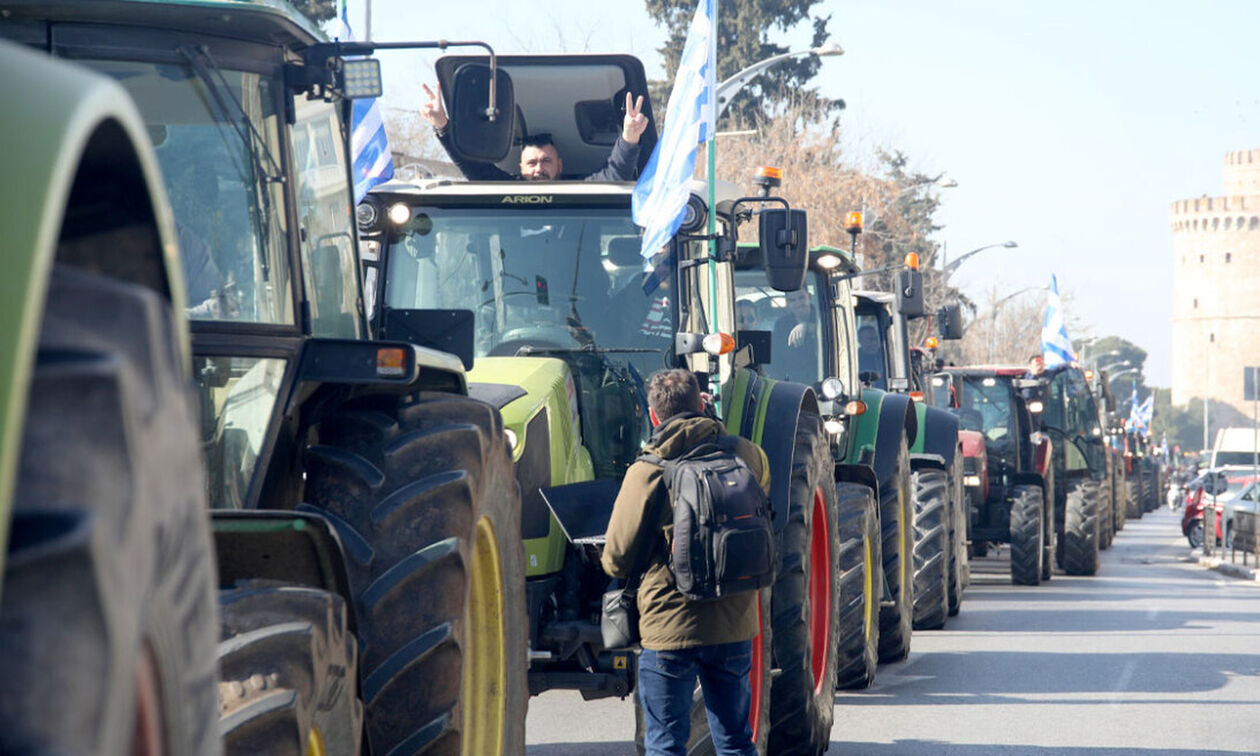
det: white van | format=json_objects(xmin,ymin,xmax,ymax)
[{"xmin": 1211, "ymin": 427, "xmax": 1260, "ymax": 469}]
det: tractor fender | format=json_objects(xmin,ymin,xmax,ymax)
[
  {"xmin": 726, "ymin": 368, "xmax": 820, "ymax": 533},
  {"xmin": 1009, "ymin": 471, "xmax": 1048, "ymax": 496},
  {"xmin": 0, "ymin": 41, "xmax": 187, "ymax": 569},
  {"xmin": 211, "ymin": 510, "xmax": 358, "ymax": 634},
  {"xmin": 912, "ymin": 404, "xmax": 960, "ymax": 468},
  {"xmin": 909, "ymin": 453, "xmax": 947, "ymax": 471},
  {"xmin": 835, "ymin": 462, "xmax": 880, "ymax": 502},
  {"xmin": 862, "ymin": 389, "xmax": 916, "ymax": 496}
]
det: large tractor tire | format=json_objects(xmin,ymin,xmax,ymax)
[
  {"xmin": 0, "ymin": 267, "xmax": 220, "ymax": 755},
  {"xmin": 1114, "ymin": 473, "xmax": 1127, "ymax": 532},
  {"xmin": 1062, "ymin": 479, "xmax": 1101, "ymax": 576},
  {"xmin": 1125, "ymin": 478, "xmax": 1142, "ymax": 520},
  {"xmin": 633, "ymin": 589, "xmax": 773, "ymax": 755},
  {"xmin": 1008, "ymin": 484, "xmax": 1044, "ymax": 586},
  {"xmin": 945, "ymin": 451, "xmax": 967, "ymax": 616},
  {"xmin": 218, "ymin": 582, "xmax": 362, "ymax": 755},
  {"xmin": 767, "ymin": 412, "xmax": 842, "ymax": 756},
  {"xmin": 301, "ymin": 392, "xmax": 527, "ymax": 756},
  {"xmin": 1098, "ymin": 478, "xmax": 1114, "ymax": 551},
  {"xmin": 878, "ymin": 440, "xmax": 914, "ymax": 664},
  {"xmin": 1143, "ymin": 468, "xmax": 1160, "ymax": 513},
  {"xmin": 834, "ymin": 482, "xmax": 881, "ymax": 690},
  {"xmin": 910, "ymin": 468, "xmax": 949, "ymax": 630}
]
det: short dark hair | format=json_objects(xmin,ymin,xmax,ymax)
[
  {"xmin": 647, "ymin": 369, "xmax": 703, "ymax": 422},
  {"xmin": 520, "ymin": 133, "xmax": 556, "ymax": 150}
]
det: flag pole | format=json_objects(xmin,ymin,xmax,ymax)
[{"xmin": 706, "ymin": 0, "xmax": 721, "ymax": 417}]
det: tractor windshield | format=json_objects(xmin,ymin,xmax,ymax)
[
  {"xmin": 959, "ymin": 375, "xmax": 1018, "ymax": 459},
  {"xmin": 733, "ymin": 271, "xmax": 825, "ymax": 385},
  {"xmin": 383, "ymin": 204, "xmax": 671, "ymax": 378},
  {"xmin": 80, "ymin": 58, "xmax": 293, "ymax": 326}
]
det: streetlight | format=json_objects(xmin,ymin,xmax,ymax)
[
  {"xmin": 985, "ymin": 285, "xmax": 1045, "ymax": 361},
  {"xmin": 1108, "ymin": 367, "xmax": 1139, "ymax": 386},
  {"xmin": 1097, "ymin": 360, "xmax": 1131, "ymax": 375},
  {"xmin": 943, "ymin": 240, "xmax": 1018, "ymax": 280},
  {"xmin": 715, "ymin": 42, "xmax": 845, "ymax": 119}
]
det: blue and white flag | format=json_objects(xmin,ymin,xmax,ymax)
[
  {"xmin": 1136, "ymin": 394, "xmax": 1154, "ymax": 436},
  {"xmin": 331, "ymin": 1, "xmax": 393, "ymax": 203},
  {"xmin": 1041, "ymin": 274, "xmax": 1075, "ymax": 368},
  {"xmin": 631, "ymin": 0, "xmax": 715, "ymax": 271}
]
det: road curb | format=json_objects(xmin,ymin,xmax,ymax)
[{"xmin": 1197, "ymin": 554, "xmax": 1260, "ymax": 581}]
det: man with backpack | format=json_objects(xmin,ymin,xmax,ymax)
[{"xmin": 602, "ymin": 369, "xmax": 771, "ymax": 756}]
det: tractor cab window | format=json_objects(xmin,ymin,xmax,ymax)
[
  {"xmin": 855, "ymin": 312, "xmax": 889, "ymax": 388},
  {"xmin": 292, "ymin": 97, "xmax": 363, "ymax": 338},
  {"xmin": 383, "ymin": 204, "xmax": 662, "ymax": 478},
  {"xmin": 1045, "ymin": 368, "xmax": 1100, "ymax": 437},
  {"xmin": 82, "ymin": 59, "xmax": 293, "ymax": 326},
  {"xmin": 733, "ymin": 272, "xmax": 825, "ymax": 384},
  {"xmin": 960, "ymin": 375, "xmax": 1019, "ymax": 470}
]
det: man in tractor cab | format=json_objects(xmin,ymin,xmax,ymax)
[
  {"xmin": 421, "ymin": 83, "xmax": 648, "ymax": 180},
  {"xmin": 602, "ymin": 369, "xmax": 768, "ymax": 756}
]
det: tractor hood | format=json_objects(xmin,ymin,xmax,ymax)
[{"xmin": 435, "ymin": 53, "xmax": 657, "ymax": 179}]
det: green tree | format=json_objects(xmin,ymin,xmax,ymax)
[
  {"xmin": 645, "ymin": 0, "xmax": 833, "ymax": 126},
  {"xmin": 1073, "ymin": 335, "xmax": 1149, "ymax": 401}
]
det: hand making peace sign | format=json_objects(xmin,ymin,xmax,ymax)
[{"xmin": 622, "ymin": 92, "xmax": 648, "ymax": 144}]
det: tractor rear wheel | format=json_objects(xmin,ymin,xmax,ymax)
[
  {"xmin": 767, "ymin": 412, "xmax": 841, "ymax": 756},
  {"xmin": 834, "ymin": 482, "xmax": 881, "ymax": 690},
  {"xmin": 1062, "ymin": 479, "xmax": 1101, "ymax": 576},
  {"xmin": 218, "ymin": 582, "xmax": 362, "ymax": 755},
  {"xmin": 1008, "ymin": 484, "xmax": 1044, "ymax": 586},
  {"xmin": 301, "ymin": 392, "xmax": 527, "ymax": 756},
  {"xmin": 878, "ymin": 440, "xmax": 914, "ymax": 663},
  {"xmin": 1126, "ymin": 478, "xmax": 1142, "ymax": 520},
  {"xmin": 0, "ymin": 267, "xmax": 219, "ymax": 755},
  {"xmin": 946, "ymin": 452, "xmax": 967, "ymax": 616},
  {"xmin": 910, "ymin": 468, "xmax": 949, "ymax": 630}
]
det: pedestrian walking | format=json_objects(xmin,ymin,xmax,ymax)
[{"xmin": 601, "ymin": 369, "xmax": 771, "ymax": 756}]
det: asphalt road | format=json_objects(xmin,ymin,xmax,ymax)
[{"xmin": 525, "ymin": 507, "xmax": 1260, "ymax": 755}]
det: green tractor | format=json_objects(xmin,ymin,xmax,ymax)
[
  {"xmin": 1088, "ymin": 367, "xmax": 1128, "ymax": 545},
  {"xmin": 731, "ymin": 240, "xmax": 919, "ymax": 687},
  {"xmin": 360, "ymin": 54, "xmax": 851, "ymax": 755},
  {"xmin": 2, "ymin": 3, "xmax": 531, "ymax": 754},
  {"xmin": 0, "ymin": 40, "xmax": 221, "ymax": 754},
  {"xmin": 851, "ymin": 287, "xmax": 967, "ymax": 632}
]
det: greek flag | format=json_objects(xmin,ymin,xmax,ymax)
[
  {"xmin": 331, "ymin": 2, "xmax": 393, "ymax": 203},
  {"xmin": 1041, "ymin": 274, "xmax": 1075, "ymax": 368},
  {"xmin": 1136, "ymin": 394, "xmax": 1154, "ymax": 436},
  {"xmin": 631, "ymin": 0, "xmax": 715, "ymax": 272}
]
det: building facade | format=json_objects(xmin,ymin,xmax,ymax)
[{"xmin": 1171, "ymin": 149, "xmax": 1260, "ymax": 416}]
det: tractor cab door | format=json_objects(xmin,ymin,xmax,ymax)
[{"xmin": 435, "ymin": 54, "xmax": 657, "ymax": 179}]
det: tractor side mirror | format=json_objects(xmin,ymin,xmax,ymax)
[
  {"xmin": 896, "ymin": 268, "xmax": 925, "ymax": 317},
  {"xmin": 937, "ymin": 302, "xmax": 964, "ymax": 340},
  {"xmin": 447, "ymin": 63, "xmax": 515, "ymax": 162},
  {"xmin": 759, "ymin": 208, "xmax": 808, "ymax": 292}
]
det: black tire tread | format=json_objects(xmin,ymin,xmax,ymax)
[
  {"xmin": 910, "ymin": 468, "xmax": 949, "ymax": 630},
  {"xmin": 767, "ymin": 413, "xmax": 841, "ymax": 756},
  {"xmin": 834, "ymin": 482, "xmax": 881, "ymax": 690},
  {"xmin": 1009, "ymin": 485, "xmax": 1044, "ymax": 586},
  {"xmin": 877, "ymin": 440, "xmax": 914, "ymax": 663},
  {"xmin": 301, "ymin": 392, "xmax": 527, "ymax": 756},
  {"xmin": 0, "ymin": 266, "xmax": 219, "ymax": 755},
  {"xmin": 1063, "ymin": 479, "xmax": 1101, "ymax": 576}
]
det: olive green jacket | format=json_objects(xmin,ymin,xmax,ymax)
[{"xmin": 601, "ymin": 413, "xmax": 770, "ymax": 650}]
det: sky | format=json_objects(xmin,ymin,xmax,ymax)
[{"xmin": 346, "ymin": 0, "xmax": 1260, "ymax": 386}]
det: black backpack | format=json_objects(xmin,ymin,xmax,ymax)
[{"xmin": 642, "ymin": 435, "xmax": 776, "ymax": 601}]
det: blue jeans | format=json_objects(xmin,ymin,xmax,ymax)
[{"xmin": 638, "ymin": 641, "xmax": 756, "ymax": 756}]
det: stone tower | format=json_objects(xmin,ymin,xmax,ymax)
[{"xmin": 1170, "ymin": 149, "xmax": 1260, "ymax": 417}]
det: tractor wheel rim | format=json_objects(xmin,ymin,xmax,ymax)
[
  {"xmin": 809, "ymin": 485, "xmax": 832, "ymax": 694},
  {"xmin": 863, "ymin": 530, "xmax": 876, "ymax": 646},
  {"xmin": 462, "ymin": 516, "xmax": 507, "ymax": 756},
  {"xmin": 748, "ymin": 599, "xmax": 765, "ymax": 741},
  {"xmin": 131, "ymin": 640, "xmax": 165, "ymax": 756},
  {"xmin": 306, "ymin": 727, "xmax": 326, "ymax": 756}
]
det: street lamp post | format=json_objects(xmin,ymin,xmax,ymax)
[
  {"xmin": 715, "ymin": 42, "xmax": 844, "ymax": 119},
  {"xmin": 943, "ymin": 240, "xmax": 1019, "ymax": 281},
  {"xmin": 1108, "ymin": 367, "xmax": 1139, "ymax": 386},
  {"xmin": 1098, "ymin": 360, "xmax": 1132, "ymax": 375}
]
